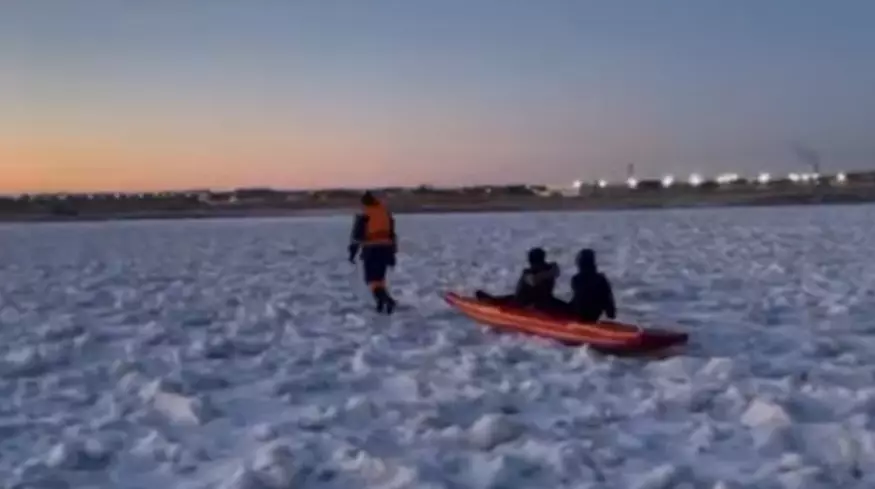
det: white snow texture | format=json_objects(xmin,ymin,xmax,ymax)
[{"xmin": 1, "ymin": 205, "xmax": 875, "ymax": 489}]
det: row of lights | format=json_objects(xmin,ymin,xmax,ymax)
[
  {"xmin": 574, "ymin": 171, "xmax": 848, "ymax": 190},
  {"xmin": 5, "ymin": 191, "xmax": 210, "ymax": 201}
]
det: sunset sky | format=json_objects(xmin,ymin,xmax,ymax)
[{"xmin": 2, "ymin": 1, "xmax": 874, "ymax": 193}]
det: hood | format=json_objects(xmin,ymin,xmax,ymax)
[
  {"xmin": 576, "ymin": 248, "xmax": 597, "ymax": 273},
  {"xmin": 361, "ymin": 191, "xmax": 381, "ymax": 207},
  {"xmin": 362, "ymin": 196, "xmax": 385, "ymax": 211},
  {"xmin": 527, "ymin": 247, "xmax": 546, "ymax": 267}
]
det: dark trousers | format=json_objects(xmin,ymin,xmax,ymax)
[
  {"xmin": 361, "ymin": 244, "xmax": 396, "ymax": 312},
  {"xmin": 361, "ymin": 245, "xmax": 394, "ymax": 290}
]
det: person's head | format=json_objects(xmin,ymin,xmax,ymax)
[
  {"xmin": 360, "ymin": 191, "xmax": 378, "ymax": 207},
  {"xmin": 576, "ymin": 248, "xmax": 597, "ymax": 272},
  {"xmin": 527, "ymin": 247, "xmax": 547, "ymax": 267}
]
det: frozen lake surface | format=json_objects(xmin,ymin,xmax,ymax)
[{"xmin": 1, "ymin": 205, "xmax": 875, "ymax": 489}]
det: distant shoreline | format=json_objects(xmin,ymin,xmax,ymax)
[{"xmin": 2, "ymin": 185, "xmax": 874, "ymax": 224}]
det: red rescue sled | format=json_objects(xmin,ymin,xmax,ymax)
[{"xmin": 443, "ymin": 291, "xmax": 688, "ymax": 355}]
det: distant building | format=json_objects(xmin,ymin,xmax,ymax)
[{"xmin": 542, "ymin": 184, "xmax": 579, "ymax": 197}]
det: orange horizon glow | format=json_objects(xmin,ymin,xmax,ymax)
[
  {"xmin": 0, "ymin": 145, "xmax": 401, "ymax": 195},
  {"xmin": 1, "ymin": 107, "xmax": 657, "ymax": 194},
  {"xmin": 0, "ymin": 124, "xmax": 418, "ymax": 194}
]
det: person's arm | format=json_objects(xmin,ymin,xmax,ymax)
[
  {"xmin": 515, "ymin": 269, "xmax": 530, "ymax": 295},
  {"xmin": 569, "ymin": 273, "xmax": 581, "ymax": 299},
  {"xmin": 530, "ymin": 262, "xmax": 560, "ymax": 284},
  {"xmin": 389, "ymin": 215, "xmax": 398, "ymax": 254},
  {"xmin": 602, "ymin": 275, "xmax": 617, "ymax": 319},
  {"xmin": 348, "ymin": 214, "xmax": 366, "ymax": 262}
]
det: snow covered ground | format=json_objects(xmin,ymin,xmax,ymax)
[{"xmin": 1, "ymin": 204, "xmax": 875, "ymax": 489}]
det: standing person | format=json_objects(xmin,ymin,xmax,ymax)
[{"xmin": 348, "ymin": 191, "xmax": 398, "ymax": 314}]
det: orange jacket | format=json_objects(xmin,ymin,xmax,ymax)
[{"xmin": 350, "ymin": 199, "xmax": 396, "ymax": 247}]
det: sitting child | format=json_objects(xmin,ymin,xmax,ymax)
[{"xmin": 476, "ymin": 247, "xmax": 563, "ymax": 311}]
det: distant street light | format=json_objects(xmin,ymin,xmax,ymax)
[
  {"xmin": 836, "ymin": 172, "xmax": 847, "ymax": 183},
  {"xmin": 626, "ymin": 177, "xmax": 638, "ymax": 189},
  {"xmin": 757, "ymin": 172, "xmax": 771, "ymax": 184},
  {"xmin": 661, "ymin": 175, "xmax": 674, "ymax": 188},
  {"xmin": 597, "ymin": 179, "xmax": 608, "ymax": 188},
  {"xmin": 572, "ymin": 179, "xmax": 583, "ymax": 190},
  {"xmin": 688, "ymin": 173, "xmax": 703, "ymax": 187}
]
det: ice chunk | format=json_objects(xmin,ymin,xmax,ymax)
[
  {"xmin": 742, "ymin": 398, "xmax": 792, "ymax": 428},
  {"xmin": 343, "ymin": 395, "xmax": 377, "ymax": 424},
  {"xmin": 3, "ymin": 345, "xmax": 69, "ymax": 378},
  {"xmin": 741, "ymin": 398, "xmax": 795, "ymax": 456},
  {"xmin": 44, "ymin": 438, "xmax": 111, "ymax": 471},
  {"xmin": 252, "ymin": 423, "xmax": 278, "ymax": 441},
  {"xmin": 39, "ymin": 320, "xmax": 85, "ymax": 341},
  {"xmin": 249, "ymin": 442, "xmax": 299, "ymax": 488},
  {"xmin": 778, "ymin": 453, "xmax": 805, "ymax": 471},
  {"xmin": 712, "ymin": 385, "xmax": 748, "ymax": 418},
  {"xmin": 171, "ymin": 367, "xmax": 232, "ymax": 392},
  {"xmin": 688, "ymin": 422, "xmax": 717, "ymax": 453},
  {"xmin": 698, "ymin": 358, "xmax": 735, "ymax": 380},
  {"xmin": 467, "ymin": 453, "xmax": 547, "ymax": 489},
  {"xmin": 550, "ymin": 441, "xmax": 599, "ymax": 483},
  {"xmin": 130, "ymin": 430, "xmax": 170, "ymax": 459},
  {"xmin": 796, "ymin": 423, "xmax": 860, "ymax": 473},
  {"xmin": 631, "ymin": 464, "xmax": 680, "ymax": 489},
  {"xmin": 647, "ymin": 357, "xmax": 700, "ymax": 381},
  {"xmin": 468, "ymin": 414, "xmax": 523, "ymax": 450},
  {"xmin": 776, "ymin": 466, "xmax": 822, "ymax": 489},
  {"xmin": 381, "ymin": 375, "xmax": 421, "ymax": 401},
  {"xmin": 711, "ymin": 481, "xmax": 736, "ymax": 489},
  {"xmin": 139, "ymin": 379, "xmax": 219, "ymax": 425}
]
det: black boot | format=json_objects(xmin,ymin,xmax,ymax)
[
  {"xmin": 384, "ymin": 294, "xmax": 396, "ymax": 315},
  {"xmin": 373, "ymin": 291, "xmax": 385, "ymax": 313},
  {"xmin": 373, "ymin": 288, "xmax": 396, "ymax": 315}
]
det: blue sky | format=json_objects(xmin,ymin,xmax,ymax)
[{"xmin": 2, "ymin": 0, "xmax": 874, "ymax": 192}]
